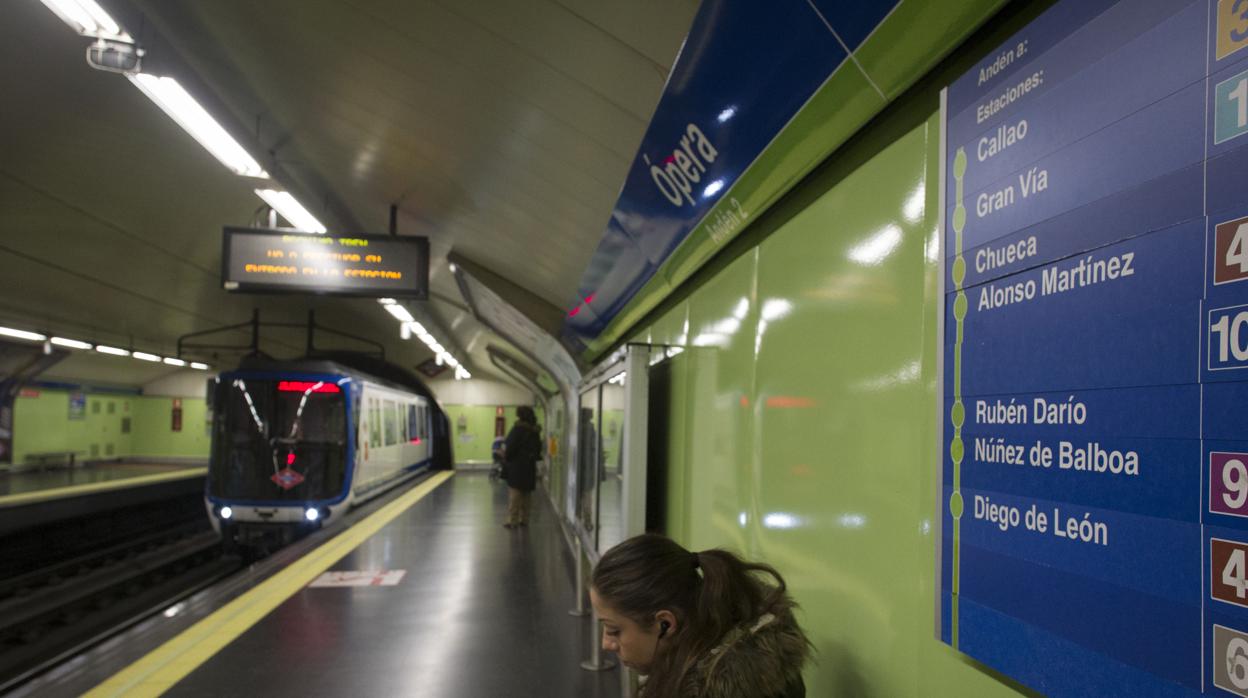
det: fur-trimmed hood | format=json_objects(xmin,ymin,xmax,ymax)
[{"xmin": 675, "ymin": 606, "xmax": 811, "ymax": 698}]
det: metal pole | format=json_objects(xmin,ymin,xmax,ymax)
[
  {"xmin": 306, "ymin": 309, "xmax": 316, "ymax": 355},
  {"xmin": 251, "ymin": 308, "xmax": 260, "ymax": 355},
  {"xmin": 580, "ymin": 604, "xmax": 616, "ymax": 672},
  {"xmin": 568, "ymin": 536, "xmax": 588, "ymax": 617}
]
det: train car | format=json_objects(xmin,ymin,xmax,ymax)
[{"xmin": 204, "ymin": 355, "xmax": 451, "ymax": 551}]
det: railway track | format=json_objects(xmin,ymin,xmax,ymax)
[{"xmin": 0, "ymin": 515, "xmax": 239, "ymax": 691}]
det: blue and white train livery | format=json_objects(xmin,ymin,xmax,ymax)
[{"xmin": 205, "ymin": 356, "xmax": 451, "ymax": 550}]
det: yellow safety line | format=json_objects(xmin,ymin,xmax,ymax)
[
  {"xmin": 85, "ymin": 470, "xmax": 454, "ymax": 698},
  {"xmin": 0, "ymin": 468, "xmax": 207, "ymax": 508}
]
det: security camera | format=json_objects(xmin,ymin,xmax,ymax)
[{"xmin": 86, "ymin": 39, "xmax": 142, "ymax": 74}]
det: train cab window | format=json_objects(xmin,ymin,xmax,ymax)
[
  {"xmin": 383, "ymin": 400, "xmax": 398, "ymax": 446},
  {"xmin": 399, "ymin": 403, "xmax": 409, "ymax": 443},
  {"xmin": 407, "ymin": 405, "xmax": 418, "ymax": 442},
  {"xmin": 209, "ymin": 378, "xmax": 348, "ymax": 501}
]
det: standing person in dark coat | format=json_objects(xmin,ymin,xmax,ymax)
[{"xmin": 502, "ymin": 405, "xmax": 541, "ymax": 528}]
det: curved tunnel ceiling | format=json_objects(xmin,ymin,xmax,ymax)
[{"xmin": 0, "ymin": 0, "xmax": 698, "ymax": 385}]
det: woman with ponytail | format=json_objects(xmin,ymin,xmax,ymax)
[{"xmin": 590, "ymin": 534, "xmax": 811, "ymax": 698}]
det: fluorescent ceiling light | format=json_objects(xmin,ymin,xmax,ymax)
[
  {"xmin": 51, "ymin": 336, "xmax": 93, "ymax": 349},
  {"xmin": 377, "ymin": 298, "xmax": 396, "ymax": 305},
  {"xmin": 190, "ymin": 362, "xmax": 210, "ymax": 370},
  {"xmin": 132, "ymin": 351, "xmax": 161, "ymax": 362},
  {"xmin": 254, "ymin": 189, "xmax": 326, "ymax": 233},
  {"xmin": 383, "ymin": 303, "xmax": 415, "ymax": 323},
  {"xmin": 39, "ymin": 0, "xmax": 129, "ymax": 39},
  {"xmin": 96, "ymin": 345, "xmax": 129, "ymax": 356},
  {"xmin": 127, "ymin": 74, "xmax": 268, "ymax": 179},
  {"xmin": 0, "ymin": 327, "xmax": 47, "ymax": 341},
  {"xmin": 163, "ymin": 357, "xmax": 187, "ymax": 366}
]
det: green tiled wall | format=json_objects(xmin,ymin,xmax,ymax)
[
  {"xmin": 444, "ymin": 404, "xmax": 547, "ymax": 464},
  {"xmin": 13, "ymin": 390, "xmax": 208, "ymax": 463},
  {"xmin": 629, "ymin": 115, "xmax": 1027, "ymax": 696}
]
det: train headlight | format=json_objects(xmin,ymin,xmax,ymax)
[
  {"xmin": 305, "ymin": 507, "xmax": 320, "ymax": 522},
  {"xmin": 220, "ymin": 506, "xmax": 233, "ymax": 520}
]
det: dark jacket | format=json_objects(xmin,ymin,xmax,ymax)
[
  {"xmin": 661, "ymin": 607, "xmax": 809, "ymax": 698},
  {"xmin": 502, "ymin": 421, "xmax": 542, "ymax": 492}
]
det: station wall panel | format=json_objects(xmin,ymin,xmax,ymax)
[
  {"xmin": 12, "ymin": 391, "xmax": 208, "ymax": 464},
  {"xmin": 630, "ymin": 111, "xmax": 1024, "ymax": 695},
  {"xmin": 129, "ymin": 397, "xmax": 210, "ymax": 459}
]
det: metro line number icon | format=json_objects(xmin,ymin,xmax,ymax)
[
  {"xmin": 1220, "ymin": 0, "xmax": 1248, "ymax": 61},
  {"xmin": 1212, "ymin": 453, "xmax": 1248, "ymax": 518},
  {"xmin": 1210, "ymin": 304, "xmax": 1248, "ymax": 371},
  {"xmin": 1216, "ymin": 216, "xmax": 1248, "ymax": 285}
]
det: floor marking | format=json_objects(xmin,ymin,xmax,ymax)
[
  {"xmin": 0, "ymin": 468, "xmax": 206, "ymax": 508},
  {"xmin": 84, "ymin": 470, "xmax": 454, "ymax": 698}
]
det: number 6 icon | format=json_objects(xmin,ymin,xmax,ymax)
[{"xmin": 1229, "ymin": 636, "xmax": 1248, "ymax": 689}]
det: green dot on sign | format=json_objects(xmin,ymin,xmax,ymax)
[
  {"xmin": 954, "ymin": 149, "xmax": 967, "ymax": 178},
  {"xmin": 953, "ymin": 293, "xmax": 967, "ymax": 320},
  {"xmin": 952, "ymin": 257, "xmax": 966, "ymax": 285},
  {"xmin": 951, "ymin": 401, "xmax": 964, "ymax": 428},
  {"xmin": 950, "ymin": 437, "xmax": 964, "ymax": 463},
  {"xmin": 950, "ymin": 491, "xmax": 964, "ymax": 519},
  {"xmin": 952, "ymin": 205, "xmax": 966, "ymax": 234}
]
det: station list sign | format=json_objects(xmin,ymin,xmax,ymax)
[
  {"xmin": 941, "ymin": 0, "xmax": 1248, "ymax": 695},
  {"xmin": 221, "ymin": 227, "xmax": 429, "ymax": 298}
]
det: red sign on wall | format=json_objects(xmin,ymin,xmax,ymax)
[
  {"xmin": 1214, "ymin": 215, "xmax": 1248, "ymax": 286},
  {"xmin": 1212, "ymin": 538, "xmax": 1248, "ymax": 609}
]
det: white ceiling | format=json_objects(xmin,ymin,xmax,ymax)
[{"xmin": 0, "ymin": 0, "xmax": 698, "ymax": 386}]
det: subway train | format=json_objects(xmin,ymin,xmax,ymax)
[{"xmin": 204, "ymin": 354, "xmax": 452, "ymax": 551}]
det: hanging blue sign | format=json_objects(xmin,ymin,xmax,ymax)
[{"xmin": 564, "ymin": 0, "xmax": 899, "ymax": 345}]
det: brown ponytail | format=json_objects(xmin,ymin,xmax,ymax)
[{"xmin": 591, "ymin": 535, "xmax": 797, "ymax": 698}]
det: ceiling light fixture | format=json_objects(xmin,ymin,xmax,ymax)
[
  {"xmin": 38, "ymin": 0, "xmax": 130, "ymax": 40},
  {"xmin": 132, "ymin": 351, "xmax": 161, "ymax": 362},
  {"xmin": 383, "ymin": 303, "xmax": 415, "ymax": 323},
  {"xmin": 127, "ymin": 74, "xmax": 269, "ymax": 179},
  {"xmin": 376, "ymin": 304, "xmax": 470, "ymax": 380},
  {"xmin": 95, "ymin": 345, "xmax": 129, "ymax": 356},
  {"xmin": 51, "ymin": 336, "xmax": 93, "ymax": 349},
  {"xmin": 190, "ymin": 362, "xmax": 210, "ymax": 370},
  {"xmin": 0, "ymin": 327, "xmax": 48, "ymax": 341},
  {"xmin": 254, "ymin": 189, "xmax": 326, "ymax": 234},
  {"xmin": 163, "ymin": 357, "xmax": 187, "ymax": 367}
]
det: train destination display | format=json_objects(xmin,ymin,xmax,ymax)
[
  {"xmin": 222, "ymin": 227, "xmax": 429, "ymax": 298},
  {"xmin": 940, "ymin": 0, "xmax": 1248, "ymax": 695}
]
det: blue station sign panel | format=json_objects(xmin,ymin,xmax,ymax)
[
  {"xmin": 940, "ymin": 0, "xmax": 1248, "ymax": 695},
  {"xmin": 564, "ymin": 0, "xmax": 900, "ymax": 344}
]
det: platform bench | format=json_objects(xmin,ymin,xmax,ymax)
[{"xmin": 23, "ymin": 451, "xmax": 78, "ymax": 469}]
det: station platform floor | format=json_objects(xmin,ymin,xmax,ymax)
[
  {"xmin": 27, "ymin": 471, "xmax": 621, "ymax": 698},
  {"xmin": 0, "ymin": 461, "xmax": 205, "ymax": 508}
]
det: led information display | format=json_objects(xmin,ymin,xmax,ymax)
[
  {"xmin": 221, "ymin": 227, "xmax": 429, "ymax": 298},
  {"xmin": 940, "ymin": 0, "xmax": 1248, "ymax": 695}
]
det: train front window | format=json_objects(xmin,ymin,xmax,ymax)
[{"xmin": 210, "ymin": 379, "xmax": 348, "ymax": 501}]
